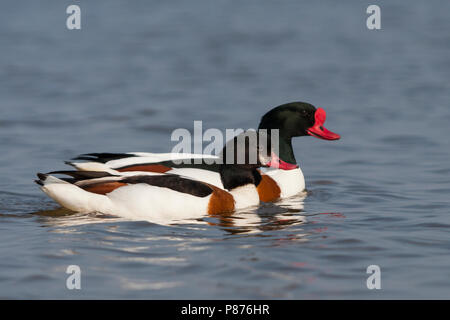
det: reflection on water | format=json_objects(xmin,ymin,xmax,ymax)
[
  {"xmin": 21, "ymin": 192, "xmax": 315, "ymax": 299},
  {"xmin": 31, "ymin": 192, "xmax": 308, "ymax": 236},
  {"xmin": 33, "ymin": 207, "xmax": 128, "ymax": 228},
  {"xmin": 206, "ymin": 192, "xmax": 307, "ymax": 234}
]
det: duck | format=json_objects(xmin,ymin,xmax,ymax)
[
  {"xmin": 35, "ymin": 132, "xmax": 276, "ymax": 224},
  {"xmin": 67, "ymin": 102, "xmax": 340, "ymax": 202}
]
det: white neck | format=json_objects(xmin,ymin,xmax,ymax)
[{"xmin": 229, "ymin": 184, "xmax": 260, "ymax": 209}]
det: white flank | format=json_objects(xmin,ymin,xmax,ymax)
[
  {"xmin": 39, "ymin": 175, "xmax": 211, "ymax": 224},
  {"xmin": 105, "ymin": 184, "xmax": 211, "ymax": 223},
  {"xmin": 228, "ymin": 184, "xmax": 260, "ymax": 210}
]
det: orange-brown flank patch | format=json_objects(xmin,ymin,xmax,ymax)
[
  {"xmin": 117, "ymin": 164, "xmax": 171, "ymax": 173},
  {"xmin": 83, "ymin": 182, "xmax": 127, "ymax": 195},
  {"xmin": 206, "ymin": 184, "xmax": 235, "ymax": 214},
  {"xmin": 257, "ymin": 174, "xmax": 281, "ymax": 202}
]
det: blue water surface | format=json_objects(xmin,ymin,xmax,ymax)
[{"xmin": 0, "ymin": 0, "xmax": 449, "ymax": 299}]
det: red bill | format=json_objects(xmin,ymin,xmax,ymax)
[{"xmin": 307, "ymin": 108, "xmax": 340, "ymax": 140}]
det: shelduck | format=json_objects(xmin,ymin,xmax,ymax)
[
  {"xmin": 68, "ymin": 102, "xmax": 340, "ymax": 202},
  {"xmin": 36, "ymin": 132, "xmax": 276, "ymax": 223}
]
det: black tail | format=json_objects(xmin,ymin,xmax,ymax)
[{"xmin": 34, "ymin": 173, "xmax": 48, "ymax": 186}]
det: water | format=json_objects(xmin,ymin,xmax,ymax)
[{"xmin": 1, "ymin": 0, "xmax": 450, "ymax": 299}]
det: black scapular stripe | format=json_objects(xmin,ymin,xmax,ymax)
[
  {"xmin": 43, "ymin": 170, "xmax": 118, "ymax": 184},
  {"xmin": 117, "ymin": 159, "xmax": 222, "ymax": 172},
  {"xmin": 48, "ymin": 170, "xmax": 117, "ymax": 180},
  {"xmin": 72, "ymin": 153, "xmax": 136, "ymax": 163},
  {"xmin": 121, "ymin": 175, "xmax": 213, "ymax": 198}
]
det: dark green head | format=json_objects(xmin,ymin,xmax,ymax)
[{"xmin": 258, "ymin": 102, "xmax": 340, "ymax": 165}]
